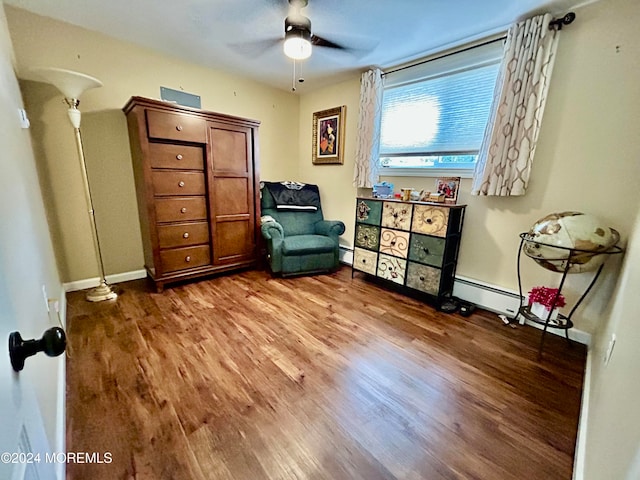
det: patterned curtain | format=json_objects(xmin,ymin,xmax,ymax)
[
  {"xmin": 472, "ymin": 13, "xmax": 559, "ymax": 196},
  {"xmin": 353, "ymin": 68, "xmax": 383, "ymax": 188}
]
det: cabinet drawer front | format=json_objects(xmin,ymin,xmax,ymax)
[
  {"xmin": 379, "ymin": 229, "xmax": 410, "ymax": 259},
  {"xmin": 412, "ymin": 205, "xmax": 449, "ymax": 237},
  {"xmin": 406, "ymin": 262, "xmax": 441, "ymax": 296},
  {"xmin": 353, "ymin": 248, "xmax": 378, "ymax": 275},
  {"xmin": 149, "ymin": 143, "xmax": 204, "ymax": 170},
  {"xmin": 158, "ymin": 222, "xmax": 210, "ymax": 249},
  {"xmin": 355, "ymin": 224, "xmax": 380, "ymax": 251},
  {"xmin": 377, "ymin": 253, "xmax": 407, "ymax": 285},
  {"xmin": 155, "ymin": 197, "xmax": 208, "ymax": 223},
  {"xmin": 382, "ymin": 202, "xmax": 413, "ymax": 231},
  {"xmin": 160, "ymin": 246, "xmax": 211, "ymax": 273},
  {"xmin": 408, "ymin": 234, "xmax": 445, "ymax": 267},
  {"xmin": 146, "ymin": 109, "xmax": 206, "ymax": 143},
  {"xmin": 356, "ymin": 199, "xmax": 382, "ymax": 226},
  {"xmin": 152, "ymin": 171, "xmax": 206, "ymax": 196}
]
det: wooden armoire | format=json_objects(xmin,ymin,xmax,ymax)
[{"xmin": 123, "ymin": 96, "xmax": 261, "ymax": 291}]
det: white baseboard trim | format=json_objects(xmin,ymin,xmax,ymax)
[
  {"xmin": 340, "ymin": 247, "xmax": 591, "ymax": 346},
  {"xmin": 453, "ymin": 275, "xmax": 591, "ymax": 346},
  {"xmin": 339, "ymin": 246, "xmax": 354, "ymax": 265},
  {"xmin": 573, "ymin": 348, "xmax": 592, "ymax": 480},
  {"xmin": 63, "ymin": 269, "xmax": 147, "ymax": 292}
]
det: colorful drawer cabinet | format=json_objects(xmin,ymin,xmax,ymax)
[{"xmin": 353, "ymin": 197, "xmax": 465, "ymax": 302}]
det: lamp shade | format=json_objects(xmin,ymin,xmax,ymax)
[
  {"xmin": 28, "ymin": 67, "xmax": 102, "ymax": 99},
  {"xmin": 283, "ymin": 29, "xmax": 312, "ymax": 60}
]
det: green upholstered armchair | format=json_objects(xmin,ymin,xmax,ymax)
[{"xmin": 260, "ymin": 182, "xmax": 345, "ymax": 276}]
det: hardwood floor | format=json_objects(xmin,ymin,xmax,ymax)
[{"xmin": 65, "ymin": 267, "xmax": 586, "ymax": 480}]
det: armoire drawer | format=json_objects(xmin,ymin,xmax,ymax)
[
  {"xmin": 152, "ymin": 171, "xmax": 206, "ymax": 196},
  {"xmin": 154, "ymin": 197, "xmax": 208, "ymax": 223},
  {"xmin": 157, "ymin": 222, "xmax": 210, "ymax": 249},
  {"xmin": 160, "ymin": 245, "xmax": 211, "ymax": 273},
  {"xmin": 148, "ymin": 143, "xmax": 204, "ymax": 170},
  {"xmin": 146, "ymin": 109, "xmax": 207, "ymax": 143}
]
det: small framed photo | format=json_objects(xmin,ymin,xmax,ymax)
[
  {"xmin": 312, "ymin": 106, "xmax": 346, "ymax": 165},
  {"xmin": 435, "ymin": 177, "xmax": 460, "ymax": 204}
]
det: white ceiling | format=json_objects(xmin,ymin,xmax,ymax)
[{"xmin": 5, "ymin": 0, "xmax": 587, "ymax": 92}]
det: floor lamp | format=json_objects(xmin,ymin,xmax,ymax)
[{"xmin": 31, "ymin": 67, "xmax": 117, "ymax": 302}]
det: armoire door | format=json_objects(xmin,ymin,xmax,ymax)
[{"xmin": 208, "ymin": 121, "xmax": 256, "ymax": 265}]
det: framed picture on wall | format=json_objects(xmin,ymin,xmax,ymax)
[
  {"xmin": 312, "ymin": 105, "xmax": 346, "ymax": 165},
  {"xmin": 435, "ymin": 177, "xmax": 460, "ymax": 204}
]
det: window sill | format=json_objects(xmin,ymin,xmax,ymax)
[{"xmin": 379, "ymin": 167, "xmax": 474, "ymax": 178}]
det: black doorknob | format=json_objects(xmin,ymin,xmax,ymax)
[{"xmin": 9, "ymin": 327, "xmax": 66, "ymax": 372}]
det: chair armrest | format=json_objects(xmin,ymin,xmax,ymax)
[
  {"xmin": 261, "ymin": 221, "xmax": 284, "ymax": 240},
  {"xmin": 314, "ymin": 220, "xmax": 346, "ymax": 238}
]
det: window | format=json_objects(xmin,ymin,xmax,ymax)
[{"xmin": 380, "ymin": 41, "xmax": 503, "ymax": 176}]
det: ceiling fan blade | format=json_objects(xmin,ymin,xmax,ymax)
[
  {"xmin": 310, "ymin": 34, "xmax": 347, "ymax": 50},
  {"xmin": 310, "ymin": 33, "xmax": 380, "ymax": 59},
  {"xmin": 228, "ymin": 38, "xmax": 282, "ymax": 58}
]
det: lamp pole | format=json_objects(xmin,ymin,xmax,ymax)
[
  {"xmin": 66, "ymin": 98, "xmax": 116, "ymax": 302},
  {"xmin": 30, "ymin": 67, "xmax": 117, "ymax": 302}
]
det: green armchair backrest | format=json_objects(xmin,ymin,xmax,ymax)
[{"xmin": 261, "ymin": 186, "xmax": 326, "ymax": 235}]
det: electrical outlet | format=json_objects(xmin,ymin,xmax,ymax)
[
  {"xmin": 604, "ymin": 334, "xmax": 616, "ymax": 365},
  {"xmin": 48, "ymin": 298, "xmax": 60, "ymax": 313}
]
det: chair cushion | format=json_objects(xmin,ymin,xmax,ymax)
[{"xmin": 281, "ymin": 235, "xmax": 337, "ymax": 256}]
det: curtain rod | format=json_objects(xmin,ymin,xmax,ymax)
[
  {"xmin": 382, "ymin": 11, "xmax": 576, "ymax": 77},
  {"xmin": 381, "ymin": 35, "xmax": 506, "ymax": 77}
]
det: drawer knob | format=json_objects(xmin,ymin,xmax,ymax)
[
  {"xmin": 426, "ymin": 218, "xmax": 433, "ymax": 224},
  {"xmin": 183, "ymin": 232, "xmax": 190, "ymax": 239},
  {"xmin": 178, "ymin": 181, "xmax": 185, "ymax": 187},
  {"xmin": 363, "ymin": 235, "xmax": 368, "ymax": 240},
  {"xmin": 176, "ymin": 154, "xmax": 183, "ymax": 160},
  {"xmin": 362, "ymin": 259, "xmax": 367, "ymax": 264},
  {"xmin": 176, "ymin": 125, "xmax": 183, "ymax": 131},
  {"xmin": 180, "ymin": 207, "xmax": 187, "ymax": 213},
  {"xmin": 419, "ymin": 275, "xmax": 425, "ymax": 281},
  {"xmin": 423, "ymin": 247, "xmax": 430, "ymax": 254},
  {"xmin": 185, "ymin": 256, "xmax": 191, "ymax": 262},
  {"xmin": 390, "ymin": 240, "xmax": 396, "ymax": 246}
]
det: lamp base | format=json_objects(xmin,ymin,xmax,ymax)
[{"xmin": 86, "ymin": 281, "xmax": 117, "ymax": 302}]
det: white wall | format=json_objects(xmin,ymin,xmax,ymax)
[
  {"xmin": 298, "ymin": 78, "xmax": 360, "ymax": 245},
  {"xmin": 582, "ymin": 205, "xmax": 640, "ymax": 479},
  {"xmin": 7, "ymin": 6, "xmax": 301, "ymax": 283},
  {"xmin": 298, "ymin": 0, "xmax": 640, "ymax": 336},
  {"xmin": 0, "ymin": 1, "xmax": 64, "ymax": 476}
]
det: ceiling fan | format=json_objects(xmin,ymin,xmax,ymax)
[
  {"xmin": 229, "ymin": 0, "xmax": 355, "ymax": 61},
  {"xmin": 282, "ymin": 0, "xmax": 349, "ymax": 60}
]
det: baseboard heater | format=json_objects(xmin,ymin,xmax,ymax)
[{"xmin": 339, "ymin": 246, "xmax": 590, "ymax": 345}]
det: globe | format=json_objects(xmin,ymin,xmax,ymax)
[{"xmin": 523, "ymin": 211, "xmax": 620, "ymax": 273}]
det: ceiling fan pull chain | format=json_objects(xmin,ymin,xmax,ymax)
[{"xmin": 292, "ymin": 58, "xmax": 297, "ymax": 91}]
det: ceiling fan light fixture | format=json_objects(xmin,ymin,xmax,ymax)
[{"xmin": 283, "ymin": 28, "xmax": 312, "ymax": 60}]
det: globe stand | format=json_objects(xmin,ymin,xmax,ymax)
[{"xmin": 515, "ymin": 233, "xmax": 623, "ymax": 359}]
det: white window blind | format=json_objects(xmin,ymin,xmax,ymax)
[{"xmin": 380, "ymin": 40, "xmax": 503, "ymax": 173}]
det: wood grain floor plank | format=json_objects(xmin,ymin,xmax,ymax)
[{"xmin": 66, "ymin": 267, "xmax": 585, "ymax": 479}]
